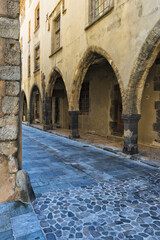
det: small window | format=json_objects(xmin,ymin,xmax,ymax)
[
  {"xmin": 35, "ymin": 3, "xmax": 40, "ymax": 29},
  {"xmin": 53, "ymin": 15, "xmax": 61, "ymax": 52},
  {"xmin": 79, "ymin": 82, "xmax": 89, "ymax": 114},
  {"xmin": 28, "ymin": 55, "xmax": 31, "ymax": 77},
  {"xmin": 28, "ymin": 21, "xmax": 31, "ymax": 41},
  {"xmin": 34, "ymin": 43, "xmax": 40, "ymax": 71},
  {"xmin": 90, "ymin": 0, "xmax": 114, "ymax": 23}
]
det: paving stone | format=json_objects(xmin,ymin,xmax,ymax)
[
  {"xmin": 0, "ymin": 230, "xmax": 14, "ymax": 240},
  {"xmin": 21, "ymin": 126, "xmax": 160, "ymax": 240}
]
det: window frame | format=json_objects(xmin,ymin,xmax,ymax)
[
  {"xmin": 34, "ymin": 43, "xmax": 40, "ymax": 72},
  {"xmin": 35, "ymin": 3, "xmax": 40, "ymax": 30},
  {"xmin": 89, "ymin": 0, "xmax": 114, "ymax": 24},
  {"xmin": 54, "ymin": 14, "xmax": 61, "ymax": 51}
]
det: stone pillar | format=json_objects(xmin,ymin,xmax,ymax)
[
  {"xmin": 0, "ymin": 0, "xmax": 35, "ymax": 203},
  {"xmin": 0, "ymin": 0, "xmax": 21, "ymax": 203},
  {"xmin": 69, "ymin": 111, "xmax": 80, "ymax": 138},
  {"xmin": 43, "ymin": 96, "xmax": 52, "ymax": 130},
  {"xmin": 122, "ymin": 114, "xmax": 141, "ymax": 155}
]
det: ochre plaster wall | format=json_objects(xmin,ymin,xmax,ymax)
[
  {"xmin": 20, "ymin": 0, "xmax": 160, "ymax": 147},
  {"xmin": 79, "ymin": 64, "xmax": 116, "ymax": 137},
  {"xmin": 139, "ymin": 63, "xmax": 159, "ymax": 145}
]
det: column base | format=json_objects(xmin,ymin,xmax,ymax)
[
  {"xmin": 122, "ymin": 114, "xmax": 141, "ymax": 155},
  {"xmin": 123, "ymin": 144, "xmax": 138, "ymax": 155},
  {"xmin": 69, "ymin": 111, "xmax": 80, "ymax": 139},
  {"xmin": 43, "ymin": 125, "xmax": 52, "ymax": 131}
]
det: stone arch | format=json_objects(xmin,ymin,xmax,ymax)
[
  {"xmin": 125, "ymin": 19, "xmax": 160, "ymax": 115},
  {"xmin": 69, "ymin": 46, "xmax": 124, "ymax": 111},
  {"xmin": 46, "ymin": 67, "xmax": 69, "ymax": 101},
  {"xmin": 21, "ymin": 91, "xmax": 28, "ymax": 122},
  {"xmin": 44, "ymin": 68, "xmax": 70, "ymax": 129},
  {"xmin": 29, "ymin": 84, "xmax": 43, "ymax": 124}
]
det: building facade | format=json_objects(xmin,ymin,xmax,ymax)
[{"xmin": 20, "ymin": 0, "xmax": 160, "ymax": 154}]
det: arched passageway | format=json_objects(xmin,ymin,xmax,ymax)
[
  {"xmin": 44, "ymin": 69, "xmax": 69, "ymax": 130},
  {"xmin": 139, "ymin": 53, "xmax": 160, "ymax": 146},
  {"xmin": 29, "ymin": 85, "xmax": 42, "ymax": 124},
  {"xmin": 124, "ymin": 20, "xmax": 160, "ymax": 154},
  {"xmin": 69, "ymin": 47, "xmax": 124, "ymax": 139},
  {"xmin": 21, "ymin": 91, "xmax": 28, "ymax": 122},
  {"xmin": 78, "ymin": 56, "xmax": 123, "ymax": 137},
  {"xmin": 52, "ymin": 77, "xmax": 70, "ymax": 129}
]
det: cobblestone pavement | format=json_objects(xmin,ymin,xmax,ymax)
[
  {"xmin": 33, "ymin": 175, "xmax": 160, "ymax": 240},
  {"xmin": 0, "ymin": 125, "xmax": 160, "ymax": 240}
]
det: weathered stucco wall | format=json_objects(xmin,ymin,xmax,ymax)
[
  {"xmin": 21, "ymin": 0, "xmax": 160, "ymax": 111},
  {"xmin": 139, "ymin": 61, "xmax": 160, "ymax": 145},
  {"xmin": 20, "ymin": 0, "xmax": 160, "ymax": 151},
  {"xmin": 79, "ymin": 64, "xmax": 117, "ymax": 137},
  {"xmin": 0, "ymin": 0, "xmax": 21, "ymax": 203}
]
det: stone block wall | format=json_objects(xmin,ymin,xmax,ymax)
[{"xmin": 0, "ymin": 0, "xmax": 21, "ymax": 203}]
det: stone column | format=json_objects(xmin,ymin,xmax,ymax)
[
  {"xmin": 122, "ymin": 114, "xmax": 141, "ymax": 155},
  {"xmin": 43, "ymin": 96, "xmax": 52, "ymax": 130},
  {"xmin": 69, "ymin": 111, "xmax": 80, "ymax": 138}
]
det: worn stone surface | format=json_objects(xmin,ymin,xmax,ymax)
[
  {"xmin": 0, "ymin": 0, "xmax": 8, "ymax": 17},
  {"xmin": 0, "ymin": 115, "xmax": 18, "ymax": 127},
  {"xmin": 0, "ymin": 37, "xmax": 6, "ymax": 65},
  {"xmin": 4, "ymin": 39, "xmax": 20, "ymax": 66},
  {"xmin": 7, "ymin": 0, "xmax": 20, "ymax": 19},
  {"xmin": 0, "ymin": 80, "xmax": 5, "ymax": 97},
  {"xmin": 0, "ymin": 0, "xmax": 21, "ymax": 203},
  {"xmin": 0, "ymin": 141, "xmax": 18, "ymax": 156},
  {"xmin": 0, "ymin": 125, "xmax": 18, "ymax": 141},
  {"xmin": 6, "ymin": 81, "xmax": 20, "ymax": 96},
  {"xmin": 0, "ymin": 66, "xmax": 20, "ymax": 81},
  {"xmin": 2, "ymin": 96, "xmax": 19, "ymax": 114},
  {"xmin": 23, "ymin": 125, "xmax": 160, "ymax": 240},
  {"xmin": 16, "ymin": 170, "xmax": 36, "ymax": 203},
  {"xmin": 0, "ymin": 17, "xmax": 19, "ymax": 39},
  {"xmin": 0, "ymin": 155, "xmax": 16, "ymax": 203}
]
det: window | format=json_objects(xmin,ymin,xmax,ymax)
[
  {"xmin": 90, "ymin": 0, "xmax": 114, "ymax": 23},
  {"xmin": 28, "ymin": 55, "xmax": 31, "ymax": 77},
  {"xmin": 28, "ymin": 21, "xmax": 31, "ymax": 41},
  {"xmin": 35, "ymin": 3, "xmax": 40, "ymax": 29},
  {"xmin": 34, "ymin": 43, "xmax": 40, "ymax": 71},
  {"xmin": 79, "ymin": 82, "xmax": 89, "ymax": 114},
  {"xmin": 53, "ymin": 15, "xmax": 61, "ymax": 52}
]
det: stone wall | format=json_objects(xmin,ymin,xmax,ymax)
[{"xmin": 0, "ymin": 0, "xmax": 21, "ymax": 203}]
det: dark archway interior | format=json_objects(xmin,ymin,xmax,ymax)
[
  {"xmin": 52, "ymin": 77, "xmax": 70, "ymax": 129},
  {"xmin": 22, "ymin": 92, "xmax": 28, "ymax": 122},
  {"xmin": 139, "ymin": 53, "xmax": 160, "ymax": 145},
  {"xmin": 30, "ymin": 86, "xmax": 42, "ymax": 124},
  {"xmin": 78, "ymin": 54, "xmax": 123, "ymax": 137}
]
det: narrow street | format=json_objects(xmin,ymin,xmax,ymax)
[{"xmin": 1, "ymin": 125, "xmax": 160, "ymax": 240}]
